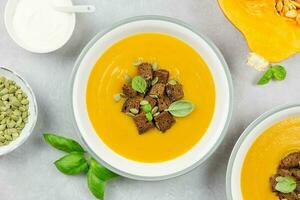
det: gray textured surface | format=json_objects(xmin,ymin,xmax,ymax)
[{"xmin": 1, "ymin": 0, "xmax": 300, "ymax": 199}]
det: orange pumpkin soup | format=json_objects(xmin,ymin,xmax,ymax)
[
  {"xmin": 86, "ymin": 33, "xmax": 215, "ymax": 163},
  {"xmin": 241, "ymin": 117, "xmax": 300, "ymax": 199}
]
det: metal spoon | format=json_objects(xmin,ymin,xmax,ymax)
[{"xmin": 54, "ymin": 5, "xmax": 96, "ymax": 13}]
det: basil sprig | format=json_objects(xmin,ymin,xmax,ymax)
[
  {"xmin": 87, "ymin": 169, "xmax": 105, "ymax": 199},
  {"xmin": 89, "ymin": 157, "xmax": 118, "ymax": 181},
  {"xmin": 43, "ymin": 133, "xmax": 119, "ymax": 199},
  {"xmin": 44, "ymin": 133, "xmax": 84, "ymax": 153},
  {"xmin": 257, "ymin": 65, "xmax": 286, "ymax": 85},
  {"xmin": 131, "ymin": 76, "xmax": 147, "ymax": 93},
  {"xmin": 275, "ymin": 176, "xmax": 297, "ymax": 193},
  {"xmin": 55, "ymin": 152, "xmax": 89, "ymax": 175},
  {"xmin": 166, "ymin": 100, "xmax": 195, "ymax": 117}
]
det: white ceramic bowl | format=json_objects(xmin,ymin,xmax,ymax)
[
  {"xmin": 4, "ymin": 0, "xmax": 75, "ymax": 53},
  {"xmin": 226, "ymin": 104, "xmax": 300, "ymax": 200},
  {"xmin": 0, "ymin": 67, "xmax": 38, "ymax": 156},
  {"xmin": 71, "ymin": 16, "xmax": 233, "ymax": 180}
]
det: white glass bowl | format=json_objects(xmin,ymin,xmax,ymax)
[
  {"xmin": 4, "ymin": 0, "xmax": 75, "ymax": 53},
  {"xmin": 226, "ymin": 104, "xmax": 300, "ymax": 200},
  {"xmin": 0, "ymin": 67, "xmax": 38, "ymax": 156},
  {"xmin": 70, "ymin": 16, "xmax": 233, "ymax": 180}
]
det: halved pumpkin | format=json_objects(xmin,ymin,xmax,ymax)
[{"xmin": 218, "ymin": 0, "xmax": 300, "ymax": 62}]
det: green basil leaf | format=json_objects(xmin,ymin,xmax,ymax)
[
  {"xmin": 89, "ymin": 157, "xmax": 118, "ymax": 181},
  {"xmin": 275, "ymin": 176, "xmax": 297, "ymax": 193},
  {"xmin": 131, "ymin": 76, "xmax": 147, "ymax": 94},
  {"xmin": 54, "ymin": 152, "xmax": 88, "ymax": 175},
  {"xmin": 165, "ymin": 100, "xmax": 195, "ymax": 117},
  {"xmin": 142, "ymin": 104, "xmax": 152, "ymax": 113},
  {"xmin": 87, "ymin": 168, "xmax": 105, "ymax": 199},
  {"xmin": 145, "ymin": 112, "xmax": 153, "ymax": 122},
  {"xmin": 257, "ymin": 68, "xmax": 273, "ymax": 85},
  {"xmin": 271, "ymin": 65, "xmax": 286, "ymax": 81},
  {"xmin": 43, "ymin": 133, "xmax": 84, "ymax": 153}
]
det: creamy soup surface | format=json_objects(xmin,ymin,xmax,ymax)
[
  {"xmin": 242, "ymin": 117, "xmax": 300, "ymax": 199},
  {"xmin": 86, "ymin": 33, "xmax": 216, "ymax": 163}
]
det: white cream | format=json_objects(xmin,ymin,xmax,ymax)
[{"xmin": 12, "ymin": 0, "xmax": 75, "ymax": 53}]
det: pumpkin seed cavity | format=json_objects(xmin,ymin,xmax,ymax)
[
  {"xmin": 0, "ymin": 76, "xmax": 29, "ymax": 146},
  {"xmin": 276, "ymin": 0, "xmax": 300, "ymax": 25}
]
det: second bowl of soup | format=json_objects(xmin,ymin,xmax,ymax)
[{"xmin": 227, "ymin": 104, "xmax": 300, "ymax": 199}]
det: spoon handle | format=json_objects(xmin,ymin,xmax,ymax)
[{"xmin": 54, "ymin": 5, "xmax": 96, "ymax": 13}]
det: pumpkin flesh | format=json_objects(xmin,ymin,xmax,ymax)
[{"xmin": 219, "ymin": 0, "xmax": 300, "ymax": 62}]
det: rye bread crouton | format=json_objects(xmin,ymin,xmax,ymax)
[
  {"xmin": 122, "ymin": 84, "xmax": 137, "ymax": 98},
  {"xmin": 154, "ymin": 111, "xmax": 175, "ymax": 132},
  {"xmin": 149, "ymin": 83, "xmax": 165, "ymax": 98},
  {"xmin": 166, "ymin": 83, "xmax": 184, "ymax": 102},
  {"xmin": 291, "ymin": 169, "xmax": 300, "ymax": 180},
  {"xmin": 122, "ymin": 97, "xmax": 140, "ymax": 113},
  {"xmin": 137, "ymin": 63, "xmax": 153, "ymax": 80},
  {"xmin": 295, "ymin": 182, "xmax": 300, "ymax": 193},
  {"xmin": 270, "ymin": 175, "xmax": 278, "ymax": 192},
  {"xmin": 280, "ymin": 152, "xmax": 300, "ymax": 169},
  {"xmin": 157, "ymin": 95, "xmax": 171, "ymax": 112},
  {"xmin": 278, "ymin": 169, "xmax": 292, "ymax": 177},
  {"xmin": 133, "ymin": 113, "xmax": 154, "ymax": 134},
  {"xmin": 278, "ymin": 192, "xmax": 298, "ymax": 200},
  {"xmin": 154, "ymin": 69, "xmax": 169, "ymax": 84},
  {"xmin": 144, "ymin": 96, "xmax": 157, "ymax": 108}
]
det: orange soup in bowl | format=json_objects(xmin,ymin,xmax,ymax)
[
  {"xmin": 241, "ymin": 117, "xmax": 300, "ymax": 199},
  {"xmin": 86, "ymin": 33, "xmax": 215, "ymax": 163}
]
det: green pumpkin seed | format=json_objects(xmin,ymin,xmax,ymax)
[
  {"xmin": 0, "ymin": 76, "xmax": 30, "ymax": 146},
  {"xmin": 113, "ymin": 93, "xmax": 122, "ymax": 102},
  {"xmin": 140, "ymin": 100, "xmax": 149, "ymax": 106},
  {"xmin": 151, "ymin": 106, "xmax": 159, "ymax": 114},
  {"xmin": 149, "ymin": 94, "xmax": 158, "ymax": 99},
  {"xmin": 19, "ymin": 106, "xmax": 26, "ymax": 112},
  {"xmin": 153, "ymin": 112, "xmax": 160, "ymax": 117},
  {"xmin": 1, "ymin": 94, "xmax": 9, "ymax": 101},
  {"xmin": 21, "ymin": 99, "xmax": 29, "ymax": 105},
  {"xmin": 13, "ymin": 110, "xmax": 21, "ymax": 116},
  {"xmin": 124, "ymin": 74, "xmax": 132, "ymax": 83},
  {"xmin": 17, "ymin": 94, "xmax": 22, "ymax": 100},
  {"xmin": 126, "ymin": 112, "xmax": 136, "ymax": 117},
  {"xmin": 168, "ymin": 80, "xmax": 178, "ymax": 85},
  {"xmin": 4, "ymin": 134, "xmax": 12, "ymax": 141},
  {"xmin": 7, "ymin": 121, "xmax": 16, "ymax": 128},
  {"xmin": 152, "ymin": 63, "xmax": 159, "ymax": 71},
  {"xmin": 0, "ymin": 124, "xmax": 6, "ymax": 131},
  {"xmin": 151, "ymin": 77, "xmax": 159, "ymax": 86},
  {"xmin": 133, "ymin": 58, "xmax": 144, "ymax": 66},
  {"xmin": 129, "ymin": 108, "xmax": 139, "ymax": 115}
]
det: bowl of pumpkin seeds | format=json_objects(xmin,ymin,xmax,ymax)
[{"xmin": 0, "ymin": 67, "xmax": 37, "ymax": 156}]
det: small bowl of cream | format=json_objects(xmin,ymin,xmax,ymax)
[{"xmin": 4, "ymin": 0, "xmax": 76, "ymax": 53}]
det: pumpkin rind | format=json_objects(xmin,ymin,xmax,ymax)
[{"xmin": 218, "ymin": 0, "xmax": 300, "ymax": 62}]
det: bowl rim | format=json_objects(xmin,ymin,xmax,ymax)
[
  {"xmin": 4, "ymin": 0, "xmax": 76, "ymax": 53},
  {"xmin": 0, "ymin": 67, "xmax": 38, "ymax": 156},
  {"xmin": 226, "ymin": 104, "xmax": 300, "ymax": 199},
  {"xmin": 69, "ymin": 15, "xmax": 233, "ymax": 181}
]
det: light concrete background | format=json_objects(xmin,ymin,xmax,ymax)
[{"xmin": 1, "ymin": 0, "xmax": 300, "ymax": 199}]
